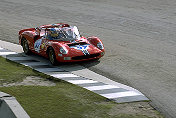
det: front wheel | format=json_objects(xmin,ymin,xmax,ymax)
[
  {"xmin": 48, "ymin": 48, "xmax": 57, "ymax": 65},
  {"xmin": 22, "ymin": 38, "xmax": 30, "ymax": 55}
]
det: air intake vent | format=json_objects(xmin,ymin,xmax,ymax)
[
  {"xmin": 67, "ymin": 42, "xmax": 87, "ymax": 47},
  {"xmin": 72, "ymin": 53, "xmax": 100, "ymax": 60}
]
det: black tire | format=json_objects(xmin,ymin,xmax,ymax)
[
  {"xmin": 22, "ymin": 38, "xmax": 30, "ymax": 55},
  {"xmin": 48, "ymin": 48, "xmax": 57, "ymax": 65}
]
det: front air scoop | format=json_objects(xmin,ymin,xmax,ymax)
[{"xmin": 67, "ymin": 42, "xmax": 88, "ymax": 47}]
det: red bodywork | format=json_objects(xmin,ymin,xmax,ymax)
[{"xmin": 19, "ymin": 23, "xmax": 105, "ymax": 62}]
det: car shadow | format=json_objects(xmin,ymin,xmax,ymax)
[
  {"xmin": 6, "ymin": 52, "xmax": 100, "ymax": 71},
  {"xmin": 58, "ymin": 58, "xmax": 100, "ymax": 67}
]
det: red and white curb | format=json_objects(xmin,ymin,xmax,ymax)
[{"xmin": 0, "ymin": 40, "xmax": 149, "ymax": 103}]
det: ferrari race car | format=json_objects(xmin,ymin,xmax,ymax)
[{"xmin": 19, "ymin": 23, "xmax": 105, "ymax": 65}]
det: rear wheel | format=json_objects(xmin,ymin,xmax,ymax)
[
  {"xmin": 48, "ymin": 48, "xmax": 57, "ymax": 65},
  {"xmin": 22, "ymin": 38, "xmax": 30, "ymax": 55}
]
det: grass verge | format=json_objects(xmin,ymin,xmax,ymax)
[
  {"xmin": 0, "ymin": 56, "xmax": 164, "ymax": 118},
  {"xmin": 0, "ymin": 57, "xmax": 38, "ymax": 85}
]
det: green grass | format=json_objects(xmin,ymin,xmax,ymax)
[
  {"xmin": 0, "ymin": 56, "xmax": 163, "ymax": 118},
  {"xmin": 0, "ymin": 57, "xmax": 38, "ymax": 85},
  {"xmin": 0, "ymin": 85, "xmax": 161, "ymax": 118},
  {"xmin": 0, "ymin": 85, "xmax": 113, "ymax": 118}
]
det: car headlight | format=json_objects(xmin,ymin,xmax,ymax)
[
  {"xmin": 97, "ymin": 42, "xmax": 104, "ymax": 50},
  {"xmin": 60, "ymin": 47, "xmax": 68, "ymax": 54}
]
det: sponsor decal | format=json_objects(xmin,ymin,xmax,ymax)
[{"xmin": 41, "ymin": 42, "xmax": 46, "ymax": 49}]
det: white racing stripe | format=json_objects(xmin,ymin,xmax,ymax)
[
  {"xmin": 0, "ymin": 52, "xmax": 17, "ymax": 55},
  {"xmin": 84, "ymin": 85, "xmax": 120, "ymax": 91},
  {"xmin": 51, "ymin": 74, "xmax": 79, "ymax": 78},
  {"xmin": 68, "ymin": 80, "xmax": 98, "ymax": 84},
  {"xmin": 100, "ymin": 91, "xmax": 141, "ymax": 99}
]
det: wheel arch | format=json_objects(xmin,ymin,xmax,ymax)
[
  {"xmin": 20, "ymin": 36, "xmax": 27, "ymax": 46},
  {"xmin": 87, "ymin": 37, "xmax": 102, "ymax": 46},
  {"xmin": 46, "ymin": 46, "xmax": 54, "ymax": 55}
]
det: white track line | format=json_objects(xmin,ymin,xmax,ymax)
[
  {"xmin": 84, "ymin": 85, "xmax": 120, "ymax": 91},
  {"xmin": 100, "ymin": 91, "xmax": 141, "ymax": 99},
  {"xmin": 0, "ymin": 52, "xmax": 17, "ymax": 55},
  {"xmin": 68, "ymin": 80, "xmax": 98, "ymax": 84},
  {"xmin": 51, "ymin": 74, "xmax": 79, "ymax": 78}
]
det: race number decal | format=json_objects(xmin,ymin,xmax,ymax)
[{"xmin": 34, "ymin": 38, "xmax": 42, "ymax": 53}]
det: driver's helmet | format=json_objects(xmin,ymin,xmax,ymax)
[
  {"xmin": 67, "ymin": 28, "xmax": 73, "ymax": 36},
  {"xmin": 50, "ymin": 28, "xmax": 58, "ymax": 38}
]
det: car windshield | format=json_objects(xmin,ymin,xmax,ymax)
[{"xmin": 47, "ymin": 26, "xmax": 81, "ymax": 42}]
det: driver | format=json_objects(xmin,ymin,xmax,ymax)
[{"xmin": 47, "ymin": 28, "xmax": 59, "ymax": 40}]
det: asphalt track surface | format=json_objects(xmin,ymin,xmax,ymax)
[{"xmin": 0, "ymin": 0, "xmax": 176, "ymax": 117}]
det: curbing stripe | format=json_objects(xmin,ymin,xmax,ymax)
[
  {"xmin": 6, "ymin": 53, "xmax": 26, "ymax": 57},
  {"xmin": 35, "ymin": 67, "xmax": 65, "ymax": 72},
  {"xmin": 0, "ymin": 52, "xmax": 17, "ymax": 55},
  {"xmin": 31, "ymin": 65, "xmax": 56, "ymax": 69},
  {"xmin": 93, "ymin": 88, "xmax": 128, "ymax": 94},
  {"xmin": 68, "ymin": 80, "xmax": 98, "ymax": 84},
  {"xmin": 15, "ymin": 60, "xmax": 39, "ymax": 63},
  {"xmin": 78, "ymin": 82, "xmax": 106, "ymax": 87},
  {"xmin": 58, "ymin": 77, "xmax": 87, "ymax": 81},
  {"xmin": 20, "ymin": 62, "xmax": 49, "ymax": 66},
  {"xmin": 84, "ymin": 85, "xmax": 120, "ymax": 91},
  {"xmin": 7, "ymin": 57, "xmax": 32, "ymax": 61},
  {"xmin": 0, "ymin": 49, "xmax": 13, "ymax": 52},
  {"xmin": 44, "ymin": 71, "xmax": 71, "ymax": 75},
  {"xmin": 51, "ymin": 74, "xmax": 79, "ymax": 78},
  {"xmin": 100, "ymin": 91, "xmax": 141, "ymax": 99},
  {"xmin": 113, "ymin": 95, "xmax": 149, "ymax": 103},
  {"xmin": 6, "ymin": 57, "xmax": 35, "ymax": 61}
]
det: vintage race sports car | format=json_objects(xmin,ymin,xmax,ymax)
[{"xmin": 19, "ymin": 23, "xmax": 105, "ymax": 65}]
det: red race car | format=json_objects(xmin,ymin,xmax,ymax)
[{"xmin": 19, "ymin": 23, "xmax": 105, "ymax": 65}]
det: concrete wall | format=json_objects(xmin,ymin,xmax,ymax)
[
  {"xmin": 0, "ymin": 99, "xmax": 16, "ymax": 118},
  {"xmin": 0, "ymin": 92, "xmax": 30, "ymax": 118}
]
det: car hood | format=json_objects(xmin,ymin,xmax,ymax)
[{"xmin": 61, "ymin": 41, "xmax": 101, "ymax": 55}]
